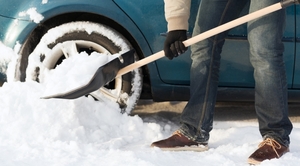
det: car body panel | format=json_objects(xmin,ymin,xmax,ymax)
[{"xmin": 0, "ymin": 0, "xmax": 148, "ymax": 49}]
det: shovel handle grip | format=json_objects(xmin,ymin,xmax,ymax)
[
  {"xmin": 116, "ymin": 1, "xmax": 294, "ymax": 77},
  {"xmin": 281, "ymin": 0, "xmax": 300, "ymax": 8}
]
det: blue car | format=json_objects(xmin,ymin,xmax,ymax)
[{"xmin": 0, "ymin": 0, "xmax": 299, "ymax": 113}]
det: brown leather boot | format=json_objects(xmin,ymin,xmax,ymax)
[
  {"xmin": 248, "ymin": 138, "xmax": 289, "ymax": 165},
  {"xmin": 151, "ymin": 130, "xmax": 208, "ymax": 151}
]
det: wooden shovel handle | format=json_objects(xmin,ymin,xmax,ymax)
[{"xmin": 116, "ymin": 2, "xmax": 283, "ymax": 77}]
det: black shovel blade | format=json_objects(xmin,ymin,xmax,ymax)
[{"xmin": 42, "ymin": 49, "xmax": 135, "ymax": 99}]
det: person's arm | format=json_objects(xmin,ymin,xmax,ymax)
[
  {"xmin": 164, "ymin": 0, "xmax": 191, "ymax": 31},
  {"xmin": 164, "ymin": 0, "xmax": 191, "ymax": 60}
]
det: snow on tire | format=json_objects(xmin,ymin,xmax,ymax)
[{"xmin": 23, "ymin": 21, "xmax": 142, "ymax": 114}]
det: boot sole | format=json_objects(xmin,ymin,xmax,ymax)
[
  {"xmin": 159, "ymin": 145, "xmax": 209, "ymax": 152},
  {"xmin": 247, "ymin": 158, "xmax": 261, "ymax": 165}
]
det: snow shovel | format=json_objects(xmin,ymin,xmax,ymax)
[
  {"xmin": 41, "ymin": 49, "xmax": 135, "ymax": 99},
  {"xmin": 42, "ymin": 0, "xmax": 299, "ymax": 99}
]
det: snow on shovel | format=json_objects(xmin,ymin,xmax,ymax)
[
  {"xmin": 41, "ymin": 49, "xmax": 135, "ymax": 99},
  {"xmin": 42, "ymin": 0, "xmax": 299, "ymax": 100}
]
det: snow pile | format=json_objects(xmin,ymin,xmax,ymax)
[
  {"xmin": 0, "ymin": 81, "xmax": 167, "ymax": 166},
  {"xmin": 42, "ymin": 51, "xmax": 120, "ymax": 97},
  {"xmin": 0, "ymin": 77, "xmax": 299, "ymax": 166}
]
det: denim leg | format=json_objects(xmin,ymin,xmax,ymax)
[
  {"xmin": 247, "ymin": 0, "xmax": 293, "ymax": 146},
  {"xmin": 179, "ymin": 0, "xmax": 248, "ymax": 143}
]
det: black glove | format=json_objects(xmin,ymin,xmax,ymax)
[{"xmin": 164, "ymin": 30, "xmax": 188, "ymax": 60}]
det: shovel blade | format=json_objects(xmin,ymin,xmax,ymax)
[{"xmin": 42, "ymin": 50, "xmax": 135, "ymax": 99}]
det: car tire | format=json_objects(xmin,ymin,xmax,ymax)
[{"xmin": 22, "ymin": 21, "xmax": 142, "ymax": 114}]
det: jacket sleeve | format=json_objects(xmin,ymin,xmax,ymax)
[{"xmin": 164, "ymin": 0, "xmax": 191, "ymax": 31}]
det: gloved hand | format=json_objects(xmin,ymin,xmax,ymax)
[{"xmin": 164, "ymin": 30, "xmax": 188, "ymax": 60}]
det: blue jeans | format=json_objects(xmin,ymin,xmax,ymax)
[{"xmin": 179, "ymin": 0, "xmax": 293, "ymax": 146}]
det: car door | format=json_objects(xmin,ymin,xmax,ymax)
[{"xmin": 293, "ymin": 5, "xmax": 300, "ymax": 89}]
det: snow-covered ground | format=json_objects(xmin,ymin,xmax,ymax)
[{"xmin": 1, "ymin": 39, "xmax": 300, "ymax": 166}]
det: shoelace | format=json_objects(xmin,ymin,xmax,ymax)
[
  {"xmin": 258, "ymin": 138, "xmax": 282, "ymax": 158},
  {"xmin": 172, "ymin": 130, "xmax": 183, "ymax": 137}
]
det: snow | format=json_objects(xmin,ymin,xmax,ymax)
[
  {"xmin": 19, "ymin": 8, "xmax": 44, "ymax": 23},
  {"xmin": 41, "ymin": 51, "xmax": 120, "ymax": 97},
  {"xmin": 1, "ymin": 33, "xmax": 300, "ymax": 166},
  {"xmin": 0, "ymin": 43, "xmax": 13, "ymax": 75}
]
